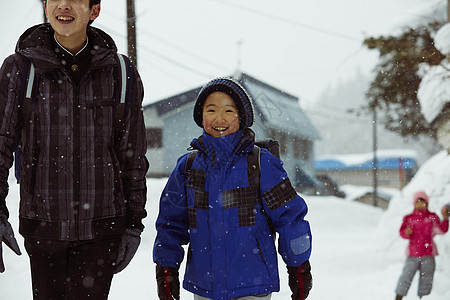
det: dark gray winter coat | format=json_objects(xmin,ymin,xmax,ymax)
[{"xmin": 0, "ymin": 24, "xmax": 149, "ymax": 241}]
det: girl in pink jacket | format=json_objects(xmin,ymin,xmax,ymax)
[{"xmin": 395, "ymin": 191, "xmax": 449, "ymax": 300}]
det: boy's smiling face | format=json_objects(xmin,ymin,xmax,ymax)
[
  {"xmin": 202, "ymin": 91, "xmax": 240, "ymax": 138},
  {"xmin": 45, "ymin": 0, "xmax": 100, "ymax": 51}
]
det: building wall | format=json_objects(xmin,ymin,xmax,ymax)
[
  {"xmin": 315, "ymin": 168, "xmax": 413, "ymax": 190},
  {"xmin": 144, "ymin": 104, "xmax": 316, "ymax": 179},
  {"xmin": 144, "ymin": 103, "xmax": 202, "ymax": 176},
  {"xmin": 162, "ymin": 106, "xmax": 202, "ymax": 174},
  {"xmin": 143, "ymin": 76, "xmax": 319, "ymax": 180},
  {"xmin": 355, "ymin": 194, "xmax": 390, "ymax": 210}
]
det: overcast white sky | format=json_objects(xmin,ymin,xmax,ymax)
[{"xmin": 0, "ymin": 0, "xmax": 444, "ymax": 107}]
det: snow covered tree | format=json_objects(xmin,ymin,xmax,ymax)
[{"xmin": 362, "ymin": 21, "xmax": 445, "ymax": 139}]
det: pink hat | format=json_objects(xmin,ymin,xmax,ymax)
[{"xmin": 413, "ymin": 191, "xmax": 429, "ymax": 204}]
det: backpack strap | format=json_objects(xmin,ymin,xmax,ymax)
[
  {"xmin": 113, "ymin": 53, "xmax": 133, "ymax": 141},
  {"xmin": 247, "ymin": 146, "xmax": 276, "ymax": 238},
  {"xmin": 254, "ymin": 139, "xmax": 280, "ymax": 159},
  {"xmin": 184, "ymin": 150, "xmax": 198, "ymax": 179},
  {"xmin": 21, "ymin": 59, "xmax": 38, "ymax": 138},
  {"xmin": 183, "ymin": 146, "xmax": 276, "ymax": 237},
  {"xmin": 247, "ymin": 146, "xmax": 261, "ymax": 194},
  {"xmin": 15, "ymin": 59, "xmax": 40, "ymax": 183},
  {"xmin": 184, "ymin": 150, "xmax": 198, "ymax": 200}
]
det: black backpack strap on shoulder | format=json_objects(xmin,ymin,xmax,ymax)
[
  {"xmin": 254, "ymin": 139, "xmax": 280, "ymax": 159},
  {"xmin": 247, "ymin": 146, "xmax": 276, "ymax": 238},
  {"xmin": 185, "ymin": 150, "xmax": 198, "ymax": 179},
  {"xmin": 247, "ymin": 146, "xmax": 261, "ymax": 195},
  {"xmin": 113, "ymin": 53, "xmax": 133, "ymax": 141},
  {"xmin": 184, "ymin": 150, "xmax": 198, "ymax": 198}
]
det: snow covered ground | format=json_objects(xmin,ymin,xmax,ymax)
[{"xmin": 2, "ymin": 151, "xmax": 450, "ymax": 299}]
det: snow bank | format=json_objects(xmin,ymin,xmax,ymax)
[{"xmin": 372, "ymin": 150, "xmax": 450, "ymax": 273}]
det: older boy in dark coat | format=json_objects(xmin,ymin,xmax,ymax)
[{"xmin": 0, "ymin": 1, "xmax": 148, "ymax": 299}]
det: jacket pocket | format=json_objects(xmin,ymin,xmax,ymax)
[
  {"xmin": 85, "ymin": 99, "xmax": 115, "ymax": 108},
  {"xmin": 184, "ymin": 243, "xmax": 213, "ymax": 292},
  {"xmin": 256, "ymin": 238, "xmax": 271, "ymax": 276},
  {"xmin": 86, "ymin": 98, "xmax": 115, "ymax": 128},
  {"xmin": 108, "ymin": 145, "xmax": 124, "ymax": 206},
  {"xmin": 227, "ymin": 235, "xmax": 273, "ymax": 290}
]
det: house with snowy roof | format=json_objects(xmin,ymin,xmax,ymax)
[
  {"xmin": 314, "ymin": 149, "xmax": 419, "ymax": 190},
  {"xmin": 143, "ymin": 72, "xmax": 321, "ymax": 191}
]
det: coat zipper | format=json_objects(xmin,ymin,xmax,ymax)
[
  {"xmin": 73, "ymin": 84, "xmax": 80, "ymax": 239},
  {"xmin": 256, "ymin": 238, "xmax": 267, "ymax": 264}
]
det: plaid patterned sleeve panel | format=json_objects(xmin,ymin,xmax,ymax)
[{"xmin": 262, "ymin": 177, "xmax": 298, "ymax": 211}]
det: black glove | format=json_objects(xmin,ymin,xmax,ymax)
[
  {"xmin": 114, "ymin": 228, "xmax": 142, "ymax": 273},
  {"xmin": 156, "ymin": 265, "xmax": 180, "ymax": 300},
  {"xmin": 288, "ymin": 260, "xmax": 312, "ymax": 300},
  {"xmin": 0, "ymin": 211, "xmax": 21, "ymax": 273}
]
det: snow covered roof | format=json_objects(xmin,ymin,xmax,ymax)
[
  {"xmin": 144, "ymin": 72, "xmax": 320, "ymax": 140},
  {"xmin": 239, "ymin": 73, "xmax": 320, "ymax": 140},
  {"xmin": 315, "ymin": 149, "xmax": 418, "ymax": 171}
]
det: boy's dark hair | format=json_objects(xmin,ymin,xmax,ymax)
[
  {"xmin": 90, "ymin": 0, "xmax": 101, "ymax": 7},
  {"xmin": 88, "ymin": 0, "xmax": 101, "ymax": 25}
]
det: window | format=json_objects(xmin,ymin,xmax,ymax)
[
  {"xmin": 146, "ymin": 128, "xmax": 162, "ymax": 148},
  {"xmin": 302, "ymin": 139, "xmax": 310, "ymax": 160},
  {"xmin": 267, "ymin": 128, "xmax": 277, "ymax": 140},
  {"xmin": 293, "ymin": 137, "xmax": 301, "ymax": 159}
]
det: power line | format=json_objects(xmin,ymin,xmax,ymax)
[
  {"xmin": 139, "ymin": 43, "xmax": 216, "ymax": 78},
  {"xmin": 208, "ymin": 0, "xmax": 361, "ymax": 43},
  {"xmin": 138, "ymin": 30, "xmax": 229, "ymax": 72},
  {"xmin": 100, "ymin": 10, "xmax": 228, "ymax": 73},
  {"xmin": 100, "ymin": 24, "xmax": 216, "ymax": 78}
]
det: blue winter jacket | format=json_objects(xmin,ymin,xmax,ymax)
[{"xmin": 153, "ymin": 129, "xmax": 312, "ymax": 300}]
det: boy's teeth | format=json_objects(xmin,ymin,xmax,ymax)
[{"xmin": 58, "ymin": 16, "xmax": 74, "ymax": 21}]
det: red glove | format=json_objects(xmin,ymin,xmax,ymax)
[
  {"xmin": 287, "ymin": 260, "xmax": 312, "ymax": 300},
  {"xmin": 156, "ymin": 265, "xmax": 180, "ymax": 300}
]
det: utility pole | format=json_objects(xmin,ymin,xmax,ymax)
[
  {"xmin": 236, "ymin": 40, "xmax": 243, "ymax": 72},
  {"xmin": 448, "ymin": 0, "xmax": 450, "ymax": 22},
  {"xmin": 127, "ymin": 0, "xmax": 138, "ymax": 67},
  {"xmin": 372, "ymin": 108, "xmax": 378, "ymax": 208}
]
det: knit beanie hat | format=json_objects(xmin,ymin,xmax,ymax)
[
  {"xmin": 193, "ymin": 78, "xmax": 254, "ymax": 129},
  {"xmin": 413, "ymin": 191, "xmax": 429, "ymax": 205}
]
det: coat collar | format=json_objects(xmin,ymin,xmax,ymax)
[
  {"xmin": 190, "ymin": 128, "xmax": 255, "ymax": 164},
  {"xmin": 15, "ymin": 23, "xmax": 117, "ymax": 73}
]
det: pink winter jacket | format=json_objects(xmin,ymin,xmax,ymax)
[{"xmin": 399, "ymin": 209, "xmax": 449, "ymax": 257}]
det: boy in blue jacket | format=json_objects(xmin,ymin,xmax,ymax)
[{"xmin": 153, "ymin": 78, "xmax": 312, "ymax": 300}]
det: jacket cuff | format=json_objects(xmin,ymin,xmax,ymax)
[
  {"xmin": 126, "ymin": 207, "xmax": 147, "ymax": 231},
  {"xmin": 0, "ymin": 199, "xmax": 8, "ymax": 219}
]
